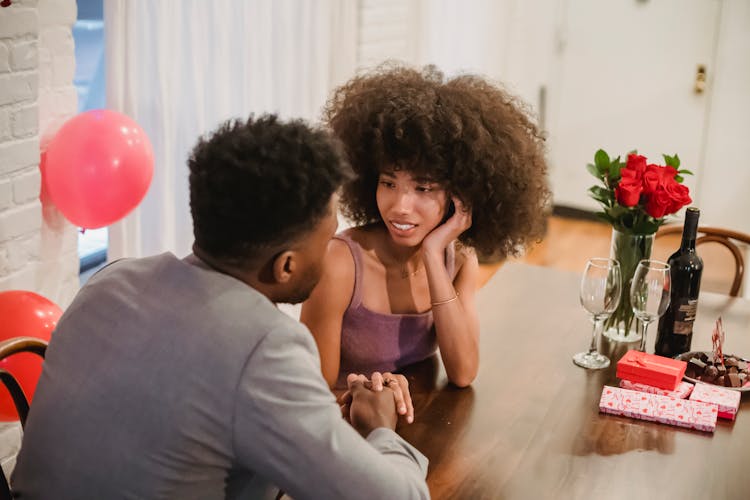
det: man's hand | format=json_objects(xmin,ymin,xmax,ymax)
[
  {"xmin": 338, "ymin": 372, "xmax": 414, "ymax": 425},
  {"xmin": 338, "ymin": 375, "xmax": 399, "ymax": 437}
]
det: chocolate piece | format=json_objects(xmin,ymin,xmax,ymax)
[
  {"xmin": 726, "ymin": 373, "xmax": 741, "ymax": 388},
  {"xmin": 724, "ymin": 357, "xmax": 738, "ymax": 368},
  {"xmin": 704, "ymin": 365, "xmax": 719, "ymax": 381},
  {"xmin": 727, "ymin": 366, "xmax": 739, "ymax": 374},
  {"xmin": 716, "ymin": 375, "xmax": 726, "ymax": 386},
  {"xmin": 737, "ymin": 360, "xmax": 748, "ymax": 371},
  {"xmin": 698, "ymin": 352, "xmax": 709, "ymax": 363},
  {"xmin": 689, "ymin": 358, "xmax": 706, "ymax": 371},
  {"xmin": 717, "ymin": 365, "xmax": 727, "ymax": 377}
]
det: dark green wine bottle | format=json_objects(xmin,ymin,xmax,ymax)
[{"xmin": 655, "ymin": 207, "xmax": 703, "ymax": 357}]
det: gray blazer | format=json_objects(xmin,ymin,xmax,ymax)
[{"xmin": 12, "ymin": 253, "xmax": 428, "ymax": 499}]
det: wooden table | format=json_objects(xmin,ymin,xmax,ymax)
[{"xmin": 397, "ymin": 263, "xmax": 750, "ymax": 499}]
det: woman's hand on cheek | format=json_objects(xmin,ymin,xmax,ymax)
[{"xmin": 423, "ymin": 196, "xmax": 472, "ymax": 255}]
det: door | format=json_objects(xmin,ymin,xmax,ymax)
[{"xmin": 547, "ymin": 0, "xmax": 720, "ymax": 212}]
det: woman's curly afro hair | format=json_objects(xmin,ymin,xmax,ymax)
[{"xmin": 324, "ymin": 63, "xmax": 551, "ymax": 261}]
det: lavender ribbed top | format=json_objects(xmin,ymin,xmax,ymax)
[{"xmin": 335, "ymin": 232, "xmax": 456, "ymax": 387}]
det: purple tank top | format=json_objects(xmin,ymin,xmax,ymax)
[{"xmin": 335, "ymin": 233, "xmax": 456, "ymax": 387}]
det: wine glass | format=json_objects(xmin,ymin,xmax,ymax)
[
  {"xmin": 573, "ymin": 258, "xmax": 622, "ymax": 369},
  {"xmin": 630, "ymin": 259, "xmax": 671, "ymax": 352}
]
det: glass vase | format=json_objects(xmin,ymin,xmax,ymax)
[{"xmin": 603, "ymin": 228, "xmax": 655, "ymax": 343}]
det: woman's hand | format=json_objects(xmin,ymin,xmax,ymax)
[
  {"xmin": 422, "ymin": 196, "xmax": 472, "ymax": 256},
  {"xmin": 338, "ymin": 372, "xmax": 414, "ymax": 424}
]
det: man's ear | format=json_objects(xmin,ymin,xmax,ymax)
[{"xmin": 271, "ymin": 250, "xmax": 296, "ymax": 283}]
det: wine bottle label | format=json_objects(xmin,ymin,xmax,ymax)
[{"xmin": 672, "ymin": 298, "xmax": 698, "ymax": 335}]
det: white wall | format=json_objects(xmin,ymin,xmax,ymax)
[
  {"xmin": 0, "ymin": 0, "xmax": 79, "ymax": 308},
  {"xmin": 699, "ymin": 0, "xmax": 750, "ymax": 232},
  {"xmin": 361, "ymin": 0, "xmax": 750, "ymax": 234}
]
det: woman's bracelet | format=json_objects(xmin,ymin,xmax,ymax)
[{"xmin": 431, "ymin": 292, "xmax": 459, "ymax": 307}]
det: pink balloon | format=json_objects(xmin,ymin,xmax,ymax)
[{"xmin": 43, "ymin": 109, "xmax": 154, "ymax": 229}]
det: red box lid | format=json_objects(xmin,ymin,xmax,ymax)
[{"xmin": 616, "ymin": 350, "xmax": 687, "ymax": 391}]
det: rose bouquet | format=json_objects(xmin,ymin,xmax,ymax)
[
  {"xmin": 587, "ymin": 149, "xmax": 693, "ymax": 340},
  {"xmin": 588, "ymin": 150, "xmax": 692, "ymax": 234}
]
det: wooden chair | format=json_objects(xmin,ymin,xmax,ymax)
[
  {"xmin": 0, "ymin": 337, "xmax": 48, "ymax": 500},
  {"xmin": 656, "ymin": 226, "xmax": 750, "ymax": 297}
]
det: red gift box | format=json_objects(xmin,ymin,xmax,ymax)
[
  {"xmin": 599, "ymin": 386, "xmax": 717, "ymax": 433},
  {"xmin": 616, "ymin": 349, "xmax": 687, "ymax": 391},
  {"xmin": 689, "ymin": 382, "xmax": 741, "ymax": 420}
]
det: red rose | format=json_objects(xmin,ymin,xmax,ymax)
[
  {"xmin": 625, "ymin": 154, "xmax": 648, "ymax": 176},
  {"xmin": 661, "ymin": 165, "xmax": 678, "ymax": 181},
  {"xmin": 642, "ymin": 165, "xmax": 662, "ymax": 194},
  {"xmin": 620, "ymin": 166, "xmax": 640, "ymax": 184},
  {"xmin": 645, "ymin": 188, "xmax": 672, "ymax": 218},
  {"xmin": 615, "ymin": 178, "xmax": 642, "ymax": 207},
  {"xmin": 663, "ymin": 180, "xmax": 691, "ymax": 214}
]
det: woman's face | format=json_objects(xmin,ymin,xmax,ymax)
[{"xmin": 376, "ymin": 169, "xmax": 448, "ymax": 247}]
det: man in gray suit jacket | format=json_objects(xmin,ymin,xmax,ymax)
[{"xmin": 12, "ymin": 115, "xmax": 429, "ymax": 499}]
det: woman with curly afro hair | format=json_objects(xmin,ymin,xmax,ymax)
[{"xmin": 301, "ymin": 64, "xmax": 550, "ymax": 414}]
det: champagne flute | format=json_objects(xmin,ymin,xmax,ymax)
[
  {"xmin": 630, "ymin": 259, "xmax": 671, "ymax": 352},
  {"xmin": 573, "ymin": 258, "xmax": 622, "ymax": 369}
]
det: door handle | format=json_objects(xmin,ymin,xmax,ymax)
[{"xmin": 694, "ymin": 65, "xmax": 707, "ymax": 94}]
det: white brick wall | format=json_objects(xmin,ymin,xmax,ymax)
[
  {"xmin": 0, "ymin": 42, "xmax": 10, "ymax": 72},
  {"xmin": 0, "ymin": 179, "xmax": 11, "ymax": 210},
  {"xmin": 0, "ymin": 0, "xmax": 79, "ymax": 312},
  {"xmin": 10, "ymin": 103, "xmax": 37, "ymax": 137},
  {"xmin": 9, "ymin": 40, "xmax": 37, "ymax": 71}
]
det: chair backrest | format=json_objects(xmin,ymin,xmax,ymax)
[
  {"xmin": 0, "ymin": 337, "xmax": 47, "ymax": 500},
  {"xmin": 656, "ymin": 225, "xmax": 750, "ymax": 297}
]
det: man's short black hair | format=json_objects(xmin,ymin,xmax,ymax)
[{"xmin": 189, "ymin": 114, "xmax": 352, "ymax": 262}]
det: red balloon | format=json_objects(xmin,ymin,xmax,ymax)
[
  {"xmin": 43, "ymin": 109, "xmax": 154, "ymax": 229},
  {"xmin": 0, "ymin": 291, "xmax": 62, "ymax": 421}
]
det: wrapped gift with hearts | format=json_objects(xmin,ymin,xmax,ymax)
[
  {"xmin": 619, "ymin": 379, "xmax": 694, "ymax": 399},
  {"xmin": 689, "ymin": 382, "xmax": 740, "ymax": 420},
  {"xmin": 599, "ymin": 386, "xmax": 717, "ymax": 433}
]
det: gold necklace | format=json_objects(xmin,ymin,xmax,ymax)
[
  {"xmin": 400, "ymin": 264, "xmax": 422, "ymax": 279},
  {"xmin": 378, "ymin": 247, "xmax": 422, "ymax": 279}
]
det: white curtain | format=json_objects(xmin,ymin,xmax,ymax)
[{"xmin": 104, "ymin": 0, "xmax": 358, "ymax": 260}]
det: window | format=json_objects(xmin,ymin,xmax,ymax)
[{"xmin": 73, "ymin": 0, "xmax": 106, "ymax": 280}]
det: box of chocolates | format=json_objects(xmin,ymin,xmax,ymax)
[
  {"xmin": 619, "ymin": 379, "xmax": 694, "ymax": 399},
  {"xmin": 688, "ymin": 382, "xmax": 741, "ymax": 421},
  {"xmin": 616, "ymin": 350, "xmax": 687, "ymax": 391},
  {"xmin": 599, "ymin": 386, "xmax": 717, "ymax": 433}
]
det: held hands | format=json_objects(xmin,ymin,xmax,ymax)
[
  {"xmin": 422, "ymin": 196, "xmax": 472, "ymax": 256},
  {"xmin": 338, "ymin": 372, "xmax": 414, "ymax": 436}
]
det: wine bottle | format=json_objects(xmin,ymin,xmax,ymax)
[{"xmin": 655, "ymin": 207, "xmax": 703, "ymax": 357}]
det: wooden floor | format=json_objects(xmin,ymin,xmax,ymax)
[{"xmin": 508, "ymin": 215, "xmax": 739, "ymax": 296}]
